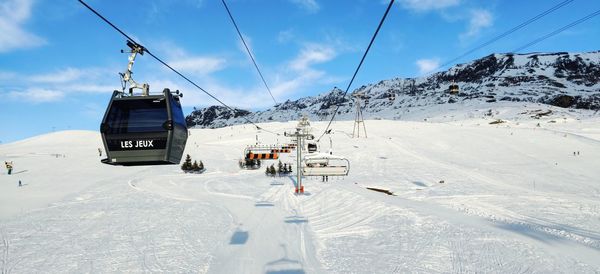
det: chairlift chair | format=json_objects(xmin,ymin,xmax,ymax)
[
  {"xmin": 244, "ymin": 146, "xmax": 279, "ymax": 160},
  {"xmin": 302, "ymin": 153, "xmax": 350, "ymax": 176}
]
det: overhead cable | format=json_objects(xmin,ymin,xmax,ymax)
[
  {"xmin": 221, "ymin": 0, "xmax": 278, "ymax": 105},
  {"xmin": 512, "ymin": 8, "xmax": 600, "ymax": 53},
  {"xmin": 439, "ymin": 0, "xmax": 575, "ymax": 69},
  {"xmin": 317, "ymin": 0, "xmax": 395, "ymax": 142},
  {"xmin": 77, "ymin": 0, "xmax": 280, "ymax": 135}
]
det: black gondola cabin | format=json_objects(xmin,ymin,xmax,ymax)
[
  {"xmin": 449, "ymin": 84, "xmax": 459, "ymax": 94},
  {"xmin": 100, "ymin": 88, "xmax": 188, "ymax": 165}
]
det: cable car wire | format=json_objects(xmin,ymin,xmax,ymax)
[
  {"xmin": 511, "ymin": 8, "xmax": 600, "ymax": 53},
  {"xmin": 438, "ymin": 0, "xmax": 575, "ymax": 69},
  {"xmin": 317, "ymin": 0, "xmax": 395, "ymax": 142},
  {"xmin": 77, "ymin": 0, "xmax": 280, "ymax": 135},
  {"xmin": 221, "ymin": 0, "xmax": 277, "ymax": 105}
]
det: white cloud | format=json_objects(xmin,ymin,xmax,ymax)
[
  {"xmin": 166, "ymin": 42, "xmax": 341, "ymax": 109},
  {"xmin": 0, "ymin": 0, "xmax": 46, "ymax": 53},
  {"xmin": 1, "ymin": 66, "xmax": 120, "ymax": 105},
  {"xmin": 63, "ymin": 84, "xmax": 117, "ymax": 94},
  {"xmin": 169, "ymin": 57, "xmax": 227, "ymax": 76},
  {"xmin": 399, "ymin": 0, "xmax": 460, "ymax": 12},
  {"xmin": 0, "ymin": 71, "xmax": 16, "ymax": 80},
  {"xmin": 289, "ymin": 44, "xmax": 336, "ymax": 72},
  {"xmin": 8, "ymin": 88, "xmax": 64, "ymax": 103},
  {"xmin": 155, "ymin": 42, "xmax": 227, "ymax": 76},
  {"xmin": 290, "ymin": 0, "xmax": 320, "ymax": 13},
  {"xmin": 416, "ymin": 58, "xmax": 440, "ymax": 74},
  {"xmin": 29, "ymin": 68, "xmax": 85, "ymax": 84},
  {"xmin": 237, "ymin": 33, "xmax": 255, "ymax": 56},
  {"xmin": 277, "ymin": 29, "xmax": 295, "ymax": 44},
  {"xmin": 460, "ymin": 9, "xmax": 493, "ymax": 40},
  {"xmin": 26, "ymin": 67, "xmax": 117, "ymax": 93}
]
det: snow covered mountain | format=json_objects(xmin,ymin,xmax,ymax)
[{"xmin": 186, "ymin": 51, "xmax": 600, "ymax": 128}]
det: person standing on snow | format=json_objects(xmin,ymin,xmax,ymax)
[
  {"xmin": 5, "ymin": 161, "xmax": 13, "ymax": 175},
  {"xmin": 18, "ymin": 180, "xmax": 22, "ymax": 187}
]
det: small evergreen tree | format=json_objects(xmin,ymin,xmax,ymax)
[
  {"xmin": 278, "ymin": 160, "xmax": 283, "ymax": 174},
  {"xmin": 198, "ymin": 160, "xmax": 204, "ymax": 171},
  {"xmin": 181, "ymin": 154, "xmax": 192, "ymax": 171},
  {"xmin": 287, "ymin": 164, "xmax": 293, "ymax": 173},
  {"xmin": 269, "ymin": 164, "xmax": 276, "ymax": 175},
  {"xmin": 265, "ymin": 166, "xmax": 270, "ymax": 175},
  {"xmin": 192, "ymin": 160, "xmax": 199, "ymax": 171}
]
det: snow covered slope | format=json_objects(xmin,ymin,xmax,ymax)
[
  {"xmin": 1, "ymin": 102, "xmax": 599, "ymax": 273},
  {"xmin": 186, "ymin": 51, "xmax": 600, "ymax": 129}
]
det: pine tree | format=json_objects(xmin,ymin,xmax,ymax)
[
  {"xmin": 278, "ymin": 160, "xmax": 283, "ymax": 174},
  {"xmin": 269, "ymin": 164, "xmax": 276, "ymax": 175},
  {"xmin": 198, "ymin": 160, "xmax": 204, "ymax": 171},
  {"xmin": 192, "ymin": 160, "xmax": 199, "ymax": 171},
  {"xmin": 181, "ymin": 154, "xmax": 192, "ymax": 171},
  {"xmin": 266, "ymin": 166, "xmax": 270, "ymax": 176}
]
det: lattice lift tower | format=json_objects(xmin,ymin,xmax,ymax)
[{"xmin": 352, "ymin": 92, "xmax": 367, "ymax": 138}]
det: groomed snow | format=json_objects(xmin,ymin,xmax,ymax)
[{"xmin": 1, "ymin": 102, "xmax": 599, "ymax": 273}]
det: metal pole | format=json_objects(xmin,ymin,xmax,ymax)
[
  {"xmin": 296, "ymin": 132, "xmax": 302, "ymax": 194},
  {"xmin": 361, "ymin": 106, "xmax": 367, "ymax": 138}
]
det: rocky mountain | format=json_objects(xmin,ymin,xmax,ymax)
[
  {"xmin": 185, "ymin": 106, "xmax": 251, "ymax": 128},
  {"xmin": 186, "ymin": 51, "xmax": 600, "ymax": 128}
]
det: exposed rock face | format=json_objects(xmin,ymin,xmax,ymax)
[{"xmin": 185, "ymin": 106, "xmax": 250, "ymax": 128}]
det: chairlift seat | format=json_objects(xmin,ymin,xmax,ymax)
[{"xmin": 302, "ymin": 153, "xmax": 350, "ymax": 176}]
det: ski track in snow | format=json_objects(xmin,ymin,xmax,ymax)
[{"xmin": 1, "ymin": 103, "xmax": 599, "ymax": 273}]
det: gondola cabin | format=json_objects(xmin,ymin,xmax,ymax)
[
  {"xmin": 307, "ymin": 142, "xmax": 318, "ymax": 153},
  {"xmin": 100, "ymin": 88, "xmax": 188, "ymax": 165},
  {"xmin": 449, "ymin": 84, "xmax": 459, "ymax": 94}
]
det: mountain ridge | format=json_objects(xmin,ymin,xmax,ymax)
[{"xmin": 185, "ymin": 50, "xmax": 600, "ymax": 128}]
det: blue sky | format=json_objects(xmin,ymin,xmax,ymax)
[{"xmin": 1, "ymin": 0, "xmax": 599, "ymax": 143}]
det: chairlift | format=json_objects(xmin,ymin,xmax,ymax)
[
  {"xmin": 246, "ymin": 152, "xmax": 279, "ymax": 160},
  {"xmin": 243, "ymin": 146, "xmax": 279, "ymax": 160},
  {"xmin": 100, "ymin": 41, "xmax": 187, "ymax": 165},
  {"xmin": 302, "ymin": 153, "xmax": 350, "ymax": 176}
]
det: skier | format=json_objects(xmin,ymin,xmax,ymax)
[
  {"xmin": 98, "ymin": 148, "xmax": 102, "ymax": 157},
  {"xmin": 5, "ymin": 161, "xmax": 13, "ymax": 175},
  {"xmin": 18, "ymin": 180, "xmax": 22, "ymax": 187}
]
